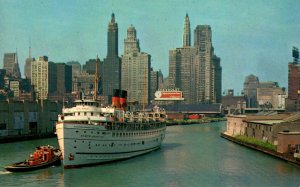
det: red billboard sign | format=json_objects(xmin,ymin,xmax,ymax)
[{"xmin": 154, "ymin": 91, "xmax": 184, "ymax": 100}]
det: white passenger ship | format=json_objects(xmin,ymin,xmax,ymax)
[{"xmin": 56, "ymin": 98, "xmax": 166, "ymax": 168}]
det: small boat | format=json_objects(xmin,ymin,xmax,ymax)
[{"xmin": 4, "ymin": 145, "xmax": 62, "ymax": 172}]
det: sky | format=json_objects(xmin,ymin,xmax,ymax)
[{"xmin": 1, "ymin": 0, "xmax": 300, "ymax": 94}]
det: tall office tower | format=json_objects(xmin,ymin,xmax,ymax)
[
  {"xmin": 288, "ymin": 47, "xmax": 300, "ymax": 100},
  {"xmin": 213, "ymin": 55, "xmax": 222, "ymax": 103},
  {"xmin": 31, "ymin": 56, "xmax": 56, "ymax": 100},
  {"xmin": 169, "ymin": 47, "xmax": 197, "ymax": 104},
  {"xmin": 169, "ymin": 16, "xmax": 221, "ymax": 104},
  {"xmin": 158, "ymin": 69, "xmax": 164, "ymax": 89},
  {"xmin": 24, "ymin": 47, "xmax": 35, "ymax": 80},
  {"xmin": 56, "ymin": 63, "xmax": 72, "ymax": 94},
  {"xmin": 103, "ymin": 13, "xmax": 121, "ymax": 96},
  {"xmin": 150, "ymin": 68, "xmax": 158, "ymax": 101},
  {"xmin": 183, "ymin": 13, "xmax": 191, "ymax": 47},
  {"xmin": 66, "ymin": 61, "xmax": 81, "ymax": 78},
  {"xmin": 3, "ymin": 53, "xmax": 21, "ymax": 78},
  {"xmin": 288, "ymin": 63, "xmax": 300, "ymax": 100},
  {"xmin": 121, "ymin": 25, "xmax": 151, "ymax": 105},
  {"xmin": 243, "ymin": 74, "xmax": 259, "ymax": 108},
  {"xmin": 194, "ymin": 25, "xmax": 214, "ymax": 103}
]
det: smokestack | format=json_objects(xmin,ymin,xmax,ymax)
[
  {"xmin": 120, "ymin": 90, "xmax": 127, "ymax": 111},
  {"xmin": 112, "ymin": 89, "xmax": 120, "ymax": 108}
]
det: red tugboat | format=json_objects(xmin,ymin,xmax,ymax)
[{"xmin": 4, "ymin": 145, "xmax": 62, "ymax": 172}]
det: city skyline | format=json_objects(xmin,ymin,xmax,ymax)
[{"xmin": 1, "ymin": 0, "xmax": 300, "ymax": 93}]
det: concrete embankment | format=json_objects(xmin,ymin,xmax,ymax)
[
  {"xmin": 220, "ymin": 132, "xmax": 300, "ymax": 167},
  {"xmin": 167, "ymin": 118, "xmax": 226, "ymax": 126}
]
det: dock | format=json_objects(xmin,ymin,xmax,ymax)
[{"xmin": 220, "ymin": 132, "xmax": 300, "ymax": 167}]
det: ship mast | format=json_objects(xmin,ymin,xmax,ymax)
[{"xmin": 94, "ymin": 56, "xmax": 99, "ymax": 100}]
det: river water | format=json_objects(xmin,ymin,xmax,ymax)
[{"xmin": 0, "ymin": 122, "xmax": 299, "ymax": 187}]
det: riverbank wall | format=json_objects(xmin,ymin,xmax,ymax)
[
  {"xmin": 166, "ymin": 117, "xmax": 226, "ymax": 126},
  {"xmin": 220, "ymin": 132, "xmax": 300, "ymax": 167}
]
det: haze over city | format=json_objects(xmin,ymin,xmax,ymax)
[{"xmin": 1, "ymin": 0, "xmax": 299, "ymax": 93}]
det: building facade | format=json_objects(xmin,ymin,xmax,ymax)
[
  {"xmin": 243, "ymin": 74, "xmax": 260, "ymax": 108},
  {"xmin": 257, "ymin": 87, "xmax": 286, "ymax": 109},
  {"xmin": 31, "ymin": 56, "xmax": 56, "ymax": 100},
  {"xmin": 0, "ymin": 100, "xmax": 62, "ymax": 138},
  {"xmin": 3, "ymin": 53, "xmax": 21, "ymax": 78},
  {"xmin": 0, "ymin": 69, "xmax": 6, "ymax": 89},
  {"xmin": 9, "ymin": 80, "xmax": 20, "ymax": 99},
  {"xmin": 72, "ymin": 72, "xmax": 95, "ymax": 97},
  {"xmin": 24, "ymin": 47, "xmax": 34, "ymax": 80},
  {"xmin": 121, "ymin": 25, "xmax": 151, "ymax": 105},
  {"xmin": 150, "ymin": 68, "xmax": 158, "ymax": 102},
  {"xmin": 288, "ymin": 62, "xmax": 300, "ymax": 100},
  {"xmin": 103, "ymin": 13, "xmax": 121, "ymax": 97},
  {"xmin": 66, "ymin": 61, "xmax": 81, "ymax": 78},
  {"xmin": 56, "ymin": 63, "xmax": 72, "ymax": 94}
]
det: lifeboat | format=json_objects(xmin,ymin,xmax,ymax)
[{"xmin": 4, "ymin": 145, "xmax": 61, "ymax": 172}]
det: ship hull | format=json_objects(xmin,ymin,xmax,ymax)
[{"xmin": 56, "ymin": 122, "xmax": 166, "ymax": 168}]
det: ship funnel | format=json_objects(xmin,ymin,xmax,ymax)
[
  {"xmin": 120, "ymin": 90, "xmax": 127, "ymax": 111},
  {"xmin": 112, "ymin": 89, "xmax": 120, "ymax": 108}
]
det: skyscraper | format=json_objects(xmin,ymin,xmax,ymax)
[
  {"xmin": 24, "ymin": 47, "xmax": 35, "ymax": 80},
  {"xmin": 169, "ymin": 15, "xmax": 221, "ymax": 104},
  {"xmin": 194, "ymin": 25, "xmax": 214, "ymax": 103},
  {"xmin": 158, "ymin": 69, "xmax": 164, "ymax": 89},
  {"xmin": 243, "ymin": 74, "xmax": 259, "ymax": 108},
  {"xmin": 121, "ymin": 25, "xmax": 151, "ymax": 105},
  {"xmin": 213, "ymin": 55, "xmax": 222, "ymax": 103},
  {"xmin": 288, "ymin": 47, "xmax": 300, "ymax": 101},
  {"xmin": 183, "ymin": 13, "xmax": 191, "ymax": 47},
  {"xmin": 66, "ymin": 61, "xmax": 81, "ymax": 78},
  {"xmin": 56, "ymin": 63, "xmax": 72, "ymax": 94},
  {"xmin": 3, "ymin": 52, "xmax": 21, "ymax": 78},
  {"xmin": 169, "ymin": 47, "xmax": 197, "ymax": 104},
  {"xmin": 31, "ymin": 56, "xmax": 56, "ymax": 100},
  {"xmin": 150, "ymin": 68, "xmax": 158, "ymax": 101},
  {"xmin": 103, "ymin": 13, "xmax": 121, "ymax": 96}
]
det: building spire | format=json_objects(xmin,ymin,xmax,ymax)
[
  {"xmin": 111, "ymin": 13, "xmax": 115, "ymax": 23},
  {"xmin": 183, "ymin": 13, "xmax": 191, "ymax": 47},
  {"xmin": 29, "ymin": 46, "xmax": 31, "ymax": 59}
]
